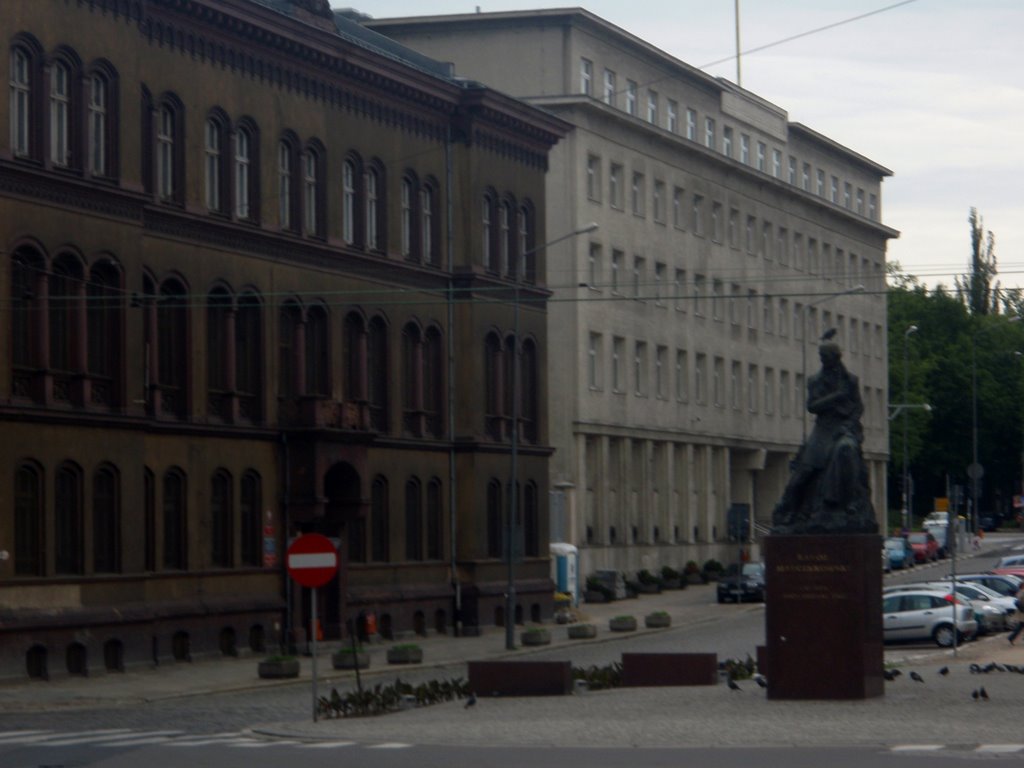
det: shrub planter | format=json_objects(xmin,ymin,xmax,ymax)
[
  {"xmin": 386, "ymin": 644, "xmax": 423, "ymax": 665},
  {"xmin": 567, "ymin": 623, "xmax": 598, "ymax": 640},
  {"xmin": 661, "ymin": 578, "xmax": 682, "ymax": 590},
  {"xmin": 609, "ymin": 616, "xmax": 638, "ymax": 632},
  {"xmin": 257, "ymin": 657, "xmax": 300, "ymax": 679},
  {"xmin": 635, "ymin": 582, "xmax": 661, "ymax": 594},
  {"xmin": 645, "ymin": 612, "xmax": 672, "ymax": 629},
  {"xmin": 521, "ymin": 628, "xmax": 552, "ymax": 646},
  {"xmin": 584, "ymin": 589, "xmax": 608, "ymax": 603},
  {"xmin": 331, "ymin": 649, "xmax": 370, "ymax": 670},
  {"xmin": 686, "ymin": 573, "xmax": 706, "ymax": 585}
]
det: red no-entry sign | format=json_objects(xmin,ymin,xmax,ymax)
[{"xmin": 286, "ymin": 534, "xmax": 338, "ymax": 588}]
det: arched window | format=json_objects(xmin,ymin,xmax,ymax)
[
  {"xmin": 365, "ymin": 163, "xmax": 383, "ymax": 251},
  {"xmin": 524, "ymin": 481, "xmax": 539, "ymax": 557},
  {"xmin": 401, "ymin": 323, "xmax": 422, "ymax": 436},
  {"xmin": 405, "ymin": 477, "xmax": 422, "ymax": 561},
  {"xmin": 156, "ymin": 96, "xmax": 184, "ymax": 204},
  {"xmin": 49, "ymin": 255, "xmax": 83, "ymax": 380},
  {"xmin": 210, "ymin": 469, "xmax": 232, "ymax": 568},
  {"xmin": 11, "ymin": 248, "xmax": 43, "ymax": 398},
  {"xmin": 240, "ymin": 471, "xmax": 261, "ymax": 567},
  {"xmin": 423, "ymin": 327, "xmax": 444, "ymax": 437},
  {"xmin": 156, "ymin": 279, "xmax": 188, "ymax": 419},
  {"xmin": 144, "ymin": 467, "xmax": 156, "ymax": 571},
  {"xmin": 206, "ymin": 287, "xmax": 231, "ymax": 417},
  {"xmin": 92, "ymin": 465, "xmax": 120, "ymax": 573},
  {"xmin": 371, "ymin": 476, "xmax": 389, "ymax": 562},
  {"xmin": 368, "ymin": 317, "xmax": 389, "ymax": 432},
  {"xmin": 87, "ymin": 259, "xmax": 122, "ymax": 407},
  {"xmin": 400, "ymin": 176, "xmax": 414, "ymax": 258},
  {"xmin": 344, "ymin": 312, "xmax": 367, "ymax": 406},
  {"xmin": 278, "ymin": 135, "xmax": 298, "ymax": 231},
  {"xmin": 504, "ymin": 335, "xmax": 516, "ymax": 438},
  {"xmin": 55, "ymin": 463, "xmax": 83, "ymax": 575},
  {"xmin": 236, "ymin": 292, "xmax": 262, "ymax": 421},
  {"xmin": 519, "ymin": 202, "xmax": 536, "ymax": 282},
  {"xmin": 10, "ymin": 45, "xmax": 36, "ymax": 158},
  {"xmin": 342, "ymin": 158, "xmax": 357, "ymax": 245},
  {"xmin": 426, "ymin": 478, "xmax": 443, "ymax": 560},
  {"xmin": 499, "ymin": 200, "xmax": 512, "ymax": 277},
  {"xmin": 420, "ymin": 181, "xmax": 437, "ymax": 266},
  {"xmin": 49, "ymin": 60, "xmax": 71, "ymax": 167},
  {"xmin": 302, "ymin": 142, "xmax": 324, "ymax": 238},
  {"xmin": 521, "ymin": 339, "xmax": 539, "ymax": 444},
  {"xmin": 234, "ymin": 122, "xmax": 257, "ymax": 221},
  {"xmin": 484, "ymin": 333, "xmax": 503, "ymax": 441},
  {"xmin": 278, "ymin": 302, "xmax": 300, "ymax": 400},
  {"xmin": 482, "ymin": 192, "xmax": 495, "ymax": 272},
  {"xmin": 88, "ymin": 70, "xmax": 108, "ymax": 176},
  {"xmin": 163, "ymin": 468, "xmax": 187, "ymax": 570},
  {"xmin": 204, "ymin": 115, "xmax": 226, "ymax": 213},
  {"xmin": 305, "ymin": 304, "xmax": 329, "ymax": 397},
  {"xmin": 487, "ymin": 479, "xmax": 503, "ymax": 558},
  {"xmin": 14, "ymin": 462, "xmax": 44, "ymax": 576}
]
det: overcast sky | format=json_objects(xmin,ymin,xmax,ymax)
[{"xmin": 362, "ymin": 0, "xmax": 1024, "ymax": 290}]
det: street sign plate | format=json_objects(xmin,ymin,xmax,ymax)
[{"xmin": 286, "ymin": 534, "xmax": 338, "ymax": 588}]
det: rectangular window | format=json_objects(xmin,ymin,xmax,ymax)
[
  {"xmin": 655, "ymin": 345, "xmax": 667, "ymax": 398},
  {"xmin": 763, "ymin": 295, "xmax": 774, "ymax": 334},
  {"xmin": 609, "ymin": 163, "xmax": 623, "ymax": 208},
  {"xmin": 10, "ymin": 48, "xmax": 32, "ymax": 157},
  {"xmin": 780, "ymin": 370, "xmax": 790, "ymax": 417},
  {"xmin": 278, "ymin": 142, "xmax": 292, "ymax": 229},
  {"xmin": 793, "ymin": 233, "xmax": 803, "ymax": 271},
  {"xmin": 722, "ymin": 126, "xmax": 733, "ymax": 157},
  {"xmin": 856, "ymin": 188, "xmax": 865, "ymax": 215},
  {"xmin": 667, "ymin": 99, "xmax": 678, "ymax": 132},
  {"xmin": 745, "ymin": 215, "xmax": 756, "ymax": 253},
  {"xmin": 204, "ymin": 120, "xmax": 221, "ymax": 212},
  {"xmin": 580, "ymin": 57, "xmax": 593, "ymax": 95},
  {"xmin": 647, "ymin": 91, "xmax": 658, "ymax": 124},
  {"xmin": 588, "ymin": 332, "xmax": 603, "ymax": 389},
  {"xmin": 802, "ymin": 162, "xmax": 811, "ymax": 191},
  {"xmin": 654, "ymin": 262, "xmax": 666, "ymax": 304},
  {"xmin": 612, "ymin": 336, "xmax": 625, "ymax": 392},
  {"xmin": 691, "ymin": 194, "xmax": 704, "ymax": 235},
  {"xmin": 808, "ymin": 238, "xmax": 818, "ymax": 274},
  {"xmin": 634, "ymin": 341, "xmax": 647, "ymax": 396},
  {"xmin": 788, "ymin": 155, "xmax": 797, "ymax": 184},
  {"xmin": 728, "ymin": 208, "xmax": 739, "ymax": 248},
  {"xmin": 588, "ymin": 243, "xmax": 601, "ymax": 288},
  {"xmin": 675, "ymin": 349, "xmax": 689, "ymax": 402},
  {"xmin": 88, "ymin": 74, "xmax": 107, "ymax": 176},
  {"xmin": 777, "ymin": 227, "xmax": 788, "ymax": 264},
  {"xmin": 713, "ymin": 356, "xmax": 724, "ymax": 407},
  {"xmin": 631, "ymin": 171, "xmax": 645, "ymax": 216},
  {"xmin": 695, "ymin": 353, "xmax": 707, "ymax": 405},
  {"xmin": 761, "ymin": 222, "xmax": 772, "ymax": 260},
  {"xmin": 712, "ymin": 278, "xmax": 723, "ymax": 321},
  {"xmin": 674, "ymin": 269, "xmax": 686, "ymax": 312},
  {"xmin": 747, "ymin": 364, "xmax": 758, "ymax": 412},
  {"xmin": 653, "ymin": 180, "xmax": 665, "ymax": 223},
  {"xmin": 740, "ymin": 134, "xmax": 750, "ymax": 164},
  {"xmin": 778, "ymin": 298, "xmax": 789, "ymax": 337},
  {"xmin": 626, "ymin": 80, "xmax": 638, "ymax": 115},
  {"xmin": 730, "ymin": 283, "xmax": 741, "ymax": 325},
  {"xmin": 772, "ymin": 148, "xmax": 782, "ymax": 178},
  {"xmin": 50, "ymin": 63, "xmax": 70, "ymax": 166},
  {"xmin": 869, "ymin": 193, "xmax": 877, "ymax": 220},
  {"xmin": 586, "ymin": 154, "xmax": 601, "ymax": 201},
  {"xmin": 632, "ymin": 256, "xmax": 645, "ymax": 299},
  {"xmin": 711, "ymin": 202, "xmax": 723, "ymax": 242},
  {"xmin": 672, "ymin": 186, "xmax": 684, "ymax": 229},
  {"xmin": 686, "ymin": 108, "xmax": 697, "ymax": 140},
  {"xmin": 611, "ymin": 249, "xmax": 623, "ymax": 293},
  {"xmin": 704, "ymin": 117, "xmax": 715, "ymax": 148},
  {"xmin": 303, "ymin": 151, "xmax": 318, "ymax": 235},
  {"xmin": 795, "ymin": 303, "xmax": 804, "ymax": 340},
  {"xmin": 603, "ymin": 69, "xmax": 616, "ymax": 105},
  {"xmin": 731, "ymin": 360, "xmax": 742, "ymax": 410},
  {"xmin": 816, "ymin": 169, "xmax": 825, "ymax": 196},
  {"xmin": 831, "ymin": 175, "xmax": 839, "ymax": 203},
  {"xmin": 157, "ymin": 106, "xmax": 175, "ymax": 201},
  {"xmin": 694, "ymin": 274, "xmax": 706, "ymax": 316},
  {"xmin": 844, "ymin": 181, "xmax": 852, "ymax": 208},
  {"xmin": 764, "ymin": 368, "xmax": 775, "ymax": 415},
  {"xmin": 747, "ymin": 289, "xmax": 757, "ymax": 330},
  {"xmin": 756, "ymin": 141, "xmax": 766, "ymax": 171},
  {"xmin": 234, "ymin": 129, "xmax": 251, "ymax": 220}
]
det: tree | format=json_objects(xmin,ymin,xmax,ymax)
[{"xmin": 955, "ymin": 207, "xmax": 1000, "ymax": 316}]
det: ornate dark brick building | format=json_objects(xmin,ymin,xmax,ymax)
[{"xmin": 0, "ymin": 0, "xmax": 566, "ymax": 680}]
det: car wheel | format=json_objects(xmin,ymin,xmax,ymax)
[{"xmin": 933, "ymin": 624, "xmax": 956, "ymax": 648}]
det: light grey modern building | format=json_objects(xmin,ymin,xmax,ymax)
[{"xmin": 368, "ymin": 8, "xmax": 897, "ymax": 577}]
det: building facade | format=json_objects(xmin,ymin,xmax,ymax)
[
  {"xmin": 0, "ymin": 0, "xmax": 566, "ymax": 681},
  {"xmin": 370, "ymin": 9, "xmax": 898, "ymax": 577}
]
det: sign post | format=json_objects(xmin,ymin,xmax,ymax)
[{"xmin": 286, "ymin": 534, "xmax": 339, "ymax": 722}]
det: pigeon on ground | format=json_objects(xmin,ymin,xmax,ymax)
[
  {"xmin": 753, "ymin": 674, "xmax": 768, "ymax": 689},
  {"xmin": 465, "ymin": 691, "xmax": 477, "ymax": 709},
  {"xmin": 969, "ymin": 664, "xmax": 981, "ymax": 674},
  {"xmin": 883, "ymin": 669, "xmax": 898, "ymax": 681},
  {"xmin": 938, "ymin": 667, "xmax": 949, "ymax": 676},
  {"xmin": 972, "ymin": 689, "xmax": 980, "ymax": 701},
  {"xmin": 727, "ymin": 679, "xmax": 742, "ymax": 691},
  {"xmin": 909, "ymin": 671, "xmax": 924, "ymax": 683},
  {"xmin": 980, "ymin": 687, "xmax": 989, "ymax": 701}
]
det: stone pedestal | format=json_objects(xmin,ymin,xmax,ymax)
[{"xmin": 764, "ymin": 534, "xmax": 883, "ymax": 700}]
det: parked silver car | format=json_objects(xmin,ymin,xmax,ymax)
[{"xmin": 882, "ymin": 589, "xmax": 977, "ymax": 647}]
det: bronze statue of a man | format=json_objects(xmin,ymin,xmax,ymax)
[{"xmin": 772, "ymin": 339, "xmax": 877, "ymax": 534}]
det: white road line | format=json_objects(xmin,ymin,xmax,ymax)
[
  {"xmin": 5, "ymin": 729, "xmax": 133, "ymax": 746},
  {"xmin": 165, "ymin": 734, "xmax": 249, "ymax": 747},
  {"xmin": 93, "ymin": 731, "xmax": 185, "ymax": 747},
  {"xmin": 976, "ymin": 745, "xmax": 1024, "ymax": 753},
  {"xmin": 890, "ymin": 745, "xmax": 944, "ymax": 752},
  {"xmin": 0, "ymin": 730, "xmax": 51, "ymax": 743},
  {"xmin": 367, "ymin": 743, "xmax": 412, "ymax": 749},
  {"xmin": 300, "ymin": 741, "xmax": 356, "ymax": 749},
  {"xmin": 227, "ymin": 740, "xmax": 275, "ymax": 748}
]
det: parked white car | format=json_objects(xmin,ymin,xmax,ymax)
[
  {"xmin": 882, "ymin": 588, "xmax": 977, "ymax": 647},
  {"xmin": 885, "ymin": 582, "xmax": 1010, "ymax": 634}
]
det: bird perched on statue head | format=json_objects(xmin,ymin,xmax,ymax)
[{"xmin": 820, "ymin": 327, "xmax": 838, "ymax": 342}]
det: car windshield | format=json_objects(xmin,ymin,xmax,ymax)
[
  {"xmin": 741, "ymin": 564, "xmax": 763, "ymax": 577},
  {"xmin": 907, "ymin": 533, "xmax": 928, "ymax": 544},
  {"xmin": 884, "ymin": 540, "xmax": 904, "ymax": 550}
]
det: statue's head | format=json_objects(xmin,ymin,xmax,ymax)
[{"xmin": 819, "ymin": 340, "xmax": 841, "ymax": 366}]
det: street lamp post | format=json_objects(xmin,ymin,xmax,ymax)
[
  {"xmin": 800, "ymin": 284, "xmax": 865, "ymax": 440},
  {"xmin": 970, "ymin": 316, "xmax": 1021, "ymax": 535},
  {"xmin": 901, "ymin": 324, "xmax": 918, "ymax": 535},
  {"xmin": 506, "ymin": 221, "xmax": 598, "ymax": 651}
]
